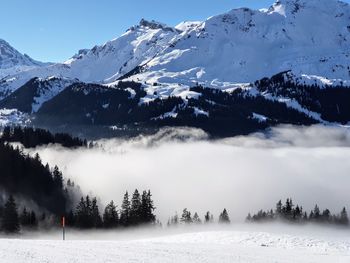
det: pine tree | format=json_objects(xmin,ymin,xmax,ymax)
[
  {"xmin": 120, "ymin": 191, "xmax": 131, "ymax": 226},
  {"xmin": 276, "ymin": 200, "xmax": 282, "ymax": 215},
  {"xmin": 91, "ymin": 197, "xmax": 102, "ymax": 228},
  {"xmin": 136, "ymin": 190, "xmax": 156, "ymax": 225},
  {"xmin": 52, "ymin": 165, "xmax": 63, "ymax": 189},
  {"xmin": 193, "ymin": 212, "xmax": 201, "ymax": 224},
  {"xmin": 29, "ymin": 211, "xmax": 37, "ymax": 227},
  {"xmin": 303, "ymin": 211, "xmax": 308, "ymax": 221},
  {"xmin": 339, "ymin": 207, "xmax": 349, "ymax": 225},
  {"xmin": 293, "ymin": 205, "xmax": 302, "ymax": 220},
  {"xmin": 66, "ymin": 210, "xmax": 76, "ymax": 227},
  {"xmin": 103, "ymin": 201, "xmax": 118, "ymax": 228},
  {"xmin": 204, "ymin": 211, "xmax": 212, "ymax": 223},
  {"xmin": 180, "ymin": 208, "xmax": 192, "ymax": 224},
  {"xmin": 20, "ymin": 207, "xmax": 30, "ymax": 226},
  {"xmin": 1, "ymin": 195, "xmax": 20, "ymax": 233},
  {"xmin": 312, "ymin": 205, "xmax": 320, "ymax": 221},
  {"xmin": 130, "ymin": 189, "xmax": 142, "ymax": 225},
  {"xmin": 75, "ymin": 196, "xmax": 92, "ymax": 228},
  {"xmin": 219, "ymin": 209, "xmax": 230, "ymax": 224},
  {"xmin": 283, "ymin": 198, "xmax": 293, "ymax": 218},
  {"xmin": 321, "ymin": 209, "xmax": 331, "ymax": 222}
]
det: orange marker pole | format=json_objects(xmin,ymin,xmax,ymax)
[{"xmin": 62, "ymin": 216, "xmax": 65, "ymax": 241}]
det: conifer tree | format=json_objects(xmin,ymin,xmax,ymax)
[
  {"xmin": 276, "ymin": 200, "xmax": 282, "ymax": 215},
  {"xmin": 193, "ymin": 212, "xmax": 201, "ymax": 224},
  {"xmin": 20, "ymin": 207, "xmax": 30, "ymax": 226},
  {"xmin": 29, "ymin": 211, "xmax": 37, "ymax": 227},
  {"xmin": 75, "ymin": 196, "xmax": 92, "ymax": 228},
  {"xmin": 66, "ymin": 210, "xmax": 76, "ymax": 227},
  {"xmin": 219, "ymin": 208, "xmax": 230, "ymax": 224},
  {"xmin": 339, "ymin": 207, "xmax": 349, "ymax": 225},
  {"xmin": 103, "ymin": 201, "xmax": 118, "ymax": 228},
  {"xmin": 204, "ymin": 211, "xmax": 212, "ymax": 223},
  {"xmin": 120, "ymin": 191, "xmax": 131, "ymax": 226},
  {"xmin": 52, "ymin": 166, "xmax": 63, "ymax": 189},
  {"xmin": 312, "ymin": 205, "xmax": 320, "ymax": 220},
  {"xmin": 1, "ymin": 195, "xmax": 20, "ymax": 233},
  {"xmin": 91, "ymin": 197, "xmax": 102, "ymax": 228},
  {"xmin": 140, "ymin": 190, "xmax": 156, "ymax": 224},
  {"xmin": 130, "ymin": 189, "xmax": 142, "ymax": 225},
  {"xmin": 303, "ymin": 211, "xmax": 308, "ymax": 220},
  {"xmin": 180, "ymin": 208, "xmax": 192, "ymax": 224}
]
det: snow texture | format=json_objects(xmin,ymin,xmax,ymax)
[{"xmin": 1, "ymin": 229, "xmax": 350, "ymax": 262}]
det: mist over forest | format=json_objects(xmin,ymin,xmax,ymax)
[{"xmin": 25, "ymin": 125, "xmax": 350, "ymax": 223}]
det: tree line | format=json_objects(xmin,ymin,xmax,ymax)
[
  {"xmin": 247, "ymin": 198, "xmax": 349, "ymax": 226},
  {"xmin": 0, "ymin": 189, "xmax": 157, "ymax": 233},
  {"xmin": 66, "ymin": 189, "xmax": 157, "ymax": 229},
  {"xmin": 0, "ymin": 195, "xmax": 39, "ymax": 233},
  {"xmin": 0, "ymin": 143, "xmax": 72, "ymax": 215},
  {"xmin": 1, "ymin": 126, "xmax": 87, "ymax": 148},
  {"xmin": 167, "ymin": 208, "xmax": 230, "ymax": 226}
]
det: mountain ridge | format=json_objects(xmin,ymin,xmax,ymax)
[{"xmin": 0, "ymin": 0, "xmax": 350, "ymax": 137}]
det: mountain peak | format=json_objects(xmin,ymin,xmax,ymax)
[
  {"xmin": 0, "ymin": 38, "xmax": 44, "ymax": 69},
  {"xmin": 138, "ymin": 19, "xmax": 178, "ymax": 32}
]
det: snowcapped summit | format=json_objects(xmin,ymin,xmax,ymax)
[
  {"xmin": 1, "ymin": 0, "xmax": 350, "ymax": 96},
  {"xmin": 131, "ymin": 0, "xmax": 350, "ymax": 87},
  {"xmin": 60, "ymin": 19, "xmax": 180, "ymax": 83},
  {"xmin": 0, "ymin": 39, "xmax": 46, "ymax": 71},
  {"xmin": 0, "ymin": 39, "xmax": 50, "ymax": 80},
  {"xmin": 138, "ymin": 19, "xmax": 178, "ymax": 32}
]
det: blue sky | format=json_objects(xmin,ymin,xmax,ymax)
[{"xmin": 0, "ymin": 0, "xmax": 348, "ymax": 62}]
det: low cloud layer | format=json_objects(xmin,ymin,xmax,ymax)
[{"xmin": 30, "ymin": 125, "xmax": 350, "ymax": 222}]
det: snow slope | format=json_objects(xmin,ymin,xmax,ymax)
[
  {"xmin": 2, "ymin": 0, "xmax": 350, "ymax": 96},
  {"xmin": 134, "ymin": 0, "xmax": 350, "ymax": 87},
  {"xmin": 1, "ymin": 228, "xmax": 350, "ymax": 262}
]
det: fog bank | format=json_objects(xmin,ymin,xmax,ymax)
[{"xmin": 30, "ymin": 125, "xmax": 350, "ymax": 222}]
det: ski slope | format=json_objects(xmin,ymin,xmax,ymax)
[{"xmin": 1, "ymin": 227, "xmax": 350, "ymax": 262}]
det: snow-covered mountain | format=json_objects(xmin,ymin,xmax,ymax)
[
  {"xmin": 137, "ymin": 0, "xmax": 350, "ymax": 86},
  {"xmin": 0, "ymin": 77, "xmax": 77, "ymax": 113},
  {"xmin": 1, "ymin": 0, "xmax": 350, "ymax": 137},
  {"xmin": 0, "ymin": 39, "xmax": 48, "ymax": 79},
  {"xmin": 2, "ymin": 0, "xmax": 350, "ymax": 94}
]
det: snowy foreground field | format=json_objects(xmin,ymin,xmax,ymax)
[{"xmin": 1, "ymin": 225, "xmax": 350, "ymax": 263}]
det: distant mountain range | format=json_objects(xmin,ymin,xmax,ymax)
[{"xmin": 1, "ymin": 0, "xmax": 350, "ymax": 138}]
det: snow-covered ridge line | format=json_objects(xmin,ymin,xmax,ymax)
[
  {"xmin": 1, "ymin": 0, "xmax": 350, "ymax": 97},
  {"xmin": 283, "ymin": 71, "xmax": 350, "ymax": 88}
]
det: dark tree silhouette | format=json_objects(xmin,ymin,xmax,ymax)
[
  {"xmin": 1, "ymin": 195, "xmax": 20, "ymax": 233},
  {"xmin": 120, "ymin": 191, "xmax": 131, "ymax": 227},
  {"xmin": 103, "ymin": 201, "xmax": 119, "ymax": 228},
  {"xmin": 130, "ymin": 189, "xmax": 142, "ymax": 225}
]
